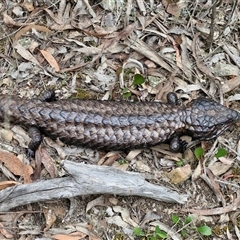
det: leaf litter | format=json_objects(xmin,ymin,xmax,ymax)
[{"xmin": 0, "ymin": 0, "xmax": 240, "ymax": 239}]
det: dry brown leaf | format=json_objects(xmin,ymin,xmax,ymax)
[
  {"xmin": 180, "ymin": 34, "xmax": 192, "ymax": 80},
  {"xmin": 14, "ymin": 24, "xmax": 52, "ymax": 42},
  {"xmin": 136, "ymin": 0, "xmax": 146, "ymax": 16},
  {"xmin": 162, "ymin": 0, "xmax": 181, "ymax": 17},
  {"xmin": 208, "ymin": 162, "xmax": 233, "ymax": 176},
  {"xmin": 52, "ymin": 232, "xmax": 87, "ymax": 240},
  {"xmin": 0, "ymin": 151, "xmax": 25, "ymax": 176},
  {"xmin": 125, "ymin": 149, "xmax": 142, "ymax": 161},
  {"xmin": 222, "ymin": 44, "xmax": 240, "ymax": 68},
  {"xmin": 192, "ymin": 159, "xmax": 202, "ymax": 181},
  {"xmin": 0, "ymin": 151, "xmax": 33, "ymax": 183},
  {"xmin": 0, "ymin": 129, "xmax": 13, "ymax": 142},
  {"xmin": 101, "ymin": 154, "xmax": 120, "ymax": 166},
  {"xmin": 86, "ymin": 195, "xmax": 105, "ymax": 213},
  {"xmin": 127, "ymin": 37, "xmax": 172, "ymax": 72},
  {"xmin": 82, "ymin": 0, "xmax": 96, "ymax": 18},
  {"xmin": 43, "ymin": 209, "xmax": 56, "ymax": 231},
  {"xmin": 218, "ymin": 156, "xmax": 234, "ymax": 165},
  {"xmin": 44, "ymin": 0, "xmax": 73, "ymax": 31},
  {"xmin": 39, "ymin": 49, "xmax": 60, "ymax": 72},
  {"xmin": 182, "ymin": 196, "xmax": 240, "ymax": 216},
  {"xmin": 151, "ymin": 145, "xmax": 183, "ymax": 159},
  {"xmin": 89, "ymin": 236, "xmax": 101, "ymax": 240},
  {"xmin": 95, "ymin": 23, "xmax": 136, "ymax": 52},
  {"xmin": 113, "ymin": 206, "xmax": 138, "ymax": 227},
  {"xmin": 22, "ymin": 0, "xmax": 34, "ymax": 12},
  {"xmin": 222, "ymin": 76, "xmax": 240, "ymax": 93},
  {"xmin": 3, "ymin": 11, "xmax": 30, "ymax": 27},
  {"xmin": 203, "ymin": 168, "xmax": 225, "ymax": 204},
  {"xmin": 97, "ymin": 151, "xmax": 121, "ymax": 165},
  {"xmin": 14, "ymin": 42, "xmax": 40, "ymax": 65},
  {"xmin": 213, "ymin": 62, "xmax": 239, "ymax": 77},
  {"xmin": 32, "ymin": 147, "xmax": 42, "ymax": 180},
  {"xmin": 71, "ymin": 231, "xmax": 88, "ymax": 239},
  {"xmin": 135, "ymin": 161, "xmax": 151, "ymax": 173},
  {"xmin": 166, "ymin": 164, "xmax": 192, "ymax": 184},
  {"xmin": 0, "ymin": 180, "xmax": 20, "ymax": 190},
  {"xmin": 192, "ymin": 33, "xmax": 215, "ymax": 79},
  {"xmin": 36, "ymin": 146, "xmax": 58, "ymax": 178},
  {"xmin": 44, "ymin": 8, "xmax": 63, "ymax": 25},
  {"xmin": 0, "ymin": 222, "xmax": 14, "ymax": 239},
  {"xmin": 23, "ymin": 165, "xmax": 33, "ymax": 183}
]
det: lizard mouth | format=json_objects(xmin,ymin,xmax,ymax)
[{"xmin": 196, "ymin": 123, "xmax": 232, "ymax": 141}]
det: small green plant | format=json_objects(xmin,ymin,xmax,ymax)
[
  {"xmin": 122, "ymin": 74, "xmax": 145, "ymax": 98},
  {"xmin": 133, "ymin": 215, "xmax": 212, "ymax": 239},
  {"xmin": 215, "ymin": 148, "xmax": 227, "ymax": 158},
  {"xmin": 133, "ymin": 74, "xmax": 145, "ymax": 85},
  {"xmin": 133, "ymin": 225, "xmax": 167, "ymax": 239},
  {"xmin": 197, "ymin": 225, "xmax": 212, "ymax": 236},
  {"xmin": 171, "ymin": 214, "xmax": 212, "ymax": 237},
  {"xmin": 122, "ymin": 87, "xmax": 131, "ymax": 98},
  {"xmin": 194, "ymin": 147, "xmax": 204, "ymax": 159},
  {"xmin": 194, "ymin": 147, "xmax": 228, "ymax": 160},
  {"xmin": 133, "ymin": 227, "xmax": 145, "ymax": 237}
]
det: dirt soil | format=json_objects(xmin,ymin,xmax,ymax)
[{"xmin": 0, "ymin": 0, "xmax": 240, "ymax": 239}]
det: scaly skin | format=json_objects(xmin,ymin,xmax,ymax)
[{"xmin": 0, "ymin": 95, "xmax": 239, "ymax": 151}]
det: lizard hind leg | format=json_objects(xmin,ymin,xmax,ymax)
[{"xmin": 27, "ymin": 126, "xmax": 42, "ymax": 157}]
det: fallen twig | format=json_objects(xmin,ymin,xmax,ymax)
[
  {"xmin": 0, "ymin": 161, "xmax": 188, "ymax": 211},
  {"xmin": 182, "ymin": 195, "xmax": 240, "ymax": 215}
]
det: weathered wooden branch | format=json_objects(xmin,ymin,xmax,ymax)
[{"xmin": 0, "ymin": 161, "xmax": 188, "ymax": 211}]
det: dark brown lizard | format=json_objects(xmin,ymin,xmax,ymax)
[{"xmin": 0, "ymin": 91, "xmax": 239, "ymax": 156}]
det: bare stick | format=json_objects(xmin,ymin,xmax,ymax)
[{"xmin": 0, "ymin": 161, "xmax": 188, "ymax": 211}]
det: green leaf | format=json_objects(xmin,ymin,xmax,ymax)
[
  {"xmin": 155, "ymin": 226, "xmax": 167, "ymax": 239},
  {"xmin": 155, "ymin": 231, "xmax": 167, "ymax": 239},
  {"xmin": 215, "ymin": 148, "xmax": 227, "ymax": 158},
  {"xmin": 197, "ymin": 226, "xmax": 212, "ymax": 236},
  {"xmin": 171, "ymin": 215, "xmax": 180, "ymax": 224},
  {"xmin": 194, "ymin": 147, "xmax": 204, "ymax": 159},
  {"xmin": 181, "ymin": 229, "xmax": 187, "ymax": 237},
  {"xmin": 133, "ymin": 227, "xmax": 145, "ymax": 237},
  {"xmin": 123, "ymin": 92, "xmax": 131, "ymax": 98},
  {"xmin": 176, "ymin": 160, "xmax": 183, "ymax": 166},
  {"xmin": 155, "ymin": 225, "xmax": 161, "ymax": 234},
  {"xmin": 133, "ymin": 74, "xmax": 145, "ymax": 85},
  {"xmin": 122, "ymin": 87, "xmax": 131, "ymax": 98},
  {"xmin": 150, "ymin": 236, "xmax": 157, "ymax": 240},
  {"xmin": 118, "ymin": 158, "xmax": 127, "ymax": 165},
  {"xmin": 122, "ymin": 87, "xmax": 129, "ymax": 93},
  {"xmin": 184, "ymin": 216, "xmax": 192, "ymax": 224}
]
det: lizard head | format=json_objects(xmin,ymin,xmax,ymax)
[{"xmin": 184, "ymin": 98, "xmax": 240, "ymax": 140}]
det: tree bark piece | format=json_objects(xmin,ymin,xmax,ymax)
[{"xmin": 0, "ymin": 161, "xmax": 188, "ymax": 211}]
